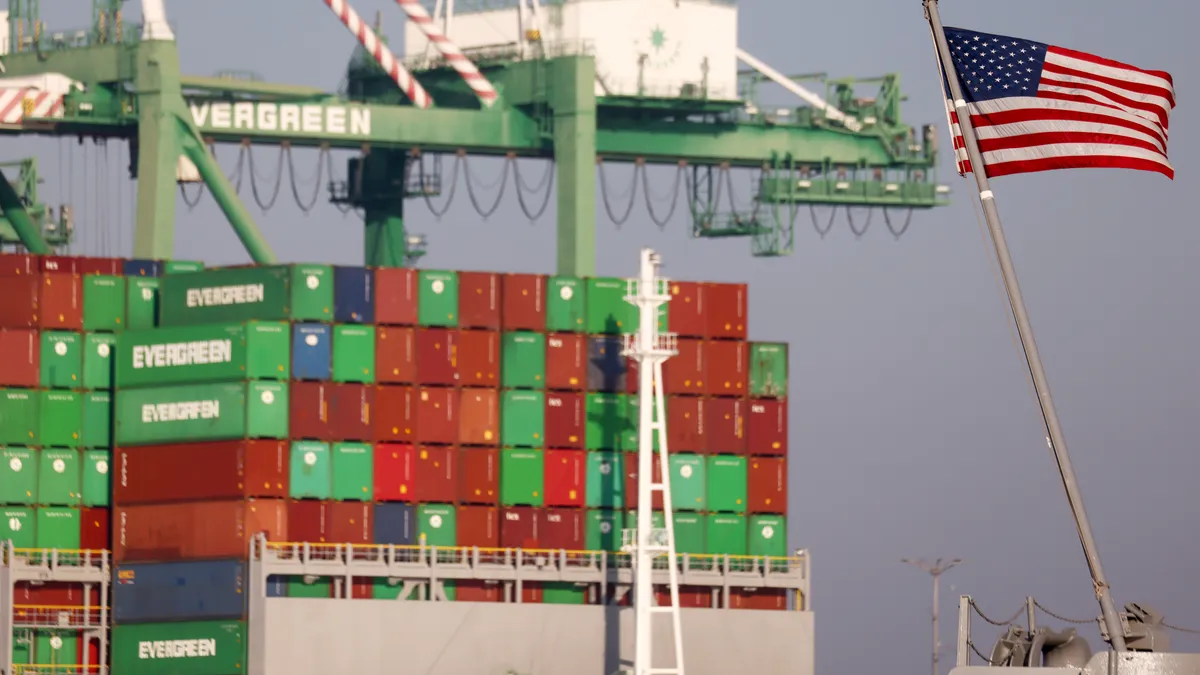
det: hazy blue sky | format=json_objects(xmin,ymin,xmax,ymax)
[{"xmin": 8, "ymin": 0, "xmax": 1199, "ymax": 672}]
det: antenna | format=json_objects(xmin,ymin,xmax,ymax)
[{"xmin": 904, "ymin": 558, "xmax": 964, "ymax": 675}]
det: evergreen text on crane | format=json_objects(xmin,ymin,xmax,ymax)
[{"xmin": 189, "ymin": 102, "xmax": 372, "ymax": 136}]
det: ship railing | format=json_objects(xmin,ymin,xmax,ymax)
[
  {"xmin": 13, "ymin": 665, "xmax": 103, "ymax": 675},
  {"xmin": 11, "ymin": 604, "xmax": 107, "ymax": 629},
  {"xmin": 2, "ymin": 545, "xmax": 110, "ymax": 573}
]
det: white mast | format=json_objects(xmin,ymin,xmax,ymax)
[{"xmin": 621, "ymin": 248, "xmax": 684, "ymax": 675}]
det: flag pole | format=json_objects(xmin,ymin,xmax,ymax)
[{"xmin": 921, "ymin": 0, "xmax": 1128, "ymax": 653}]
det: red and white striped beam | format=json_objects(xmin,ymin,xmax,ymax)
[
  {"xmin": 323, "ymin": 0, "xmax": 433, "ymax": 109},
  {"xmin": 393, "ymin": 0, "xmax": 499, "ymax": 108}
]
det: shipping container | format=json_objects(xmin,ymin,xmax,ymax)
[
  {"xmin": 328, "ymin": 383, "xmax": 373, "ymax": 441},
  {"xmin": 78, "ymin": 256, "xmax": 122, "ymax": 276},
  {"xmin": 375, "ymin": 326, "xmax": 415, "ymax": 383},
  {"xmin": 584, "ymin": 393, "xmax": 627, "ymax": 451},
  {"xmin": 35, "ymin": 506, "xmax": 80, "ymax": 548},
  {"xmin": 0, "ymin": 277, "xmax": 38, "ymax": 328},
  {"xmin": 0, "ymin": 389, "xmax": 38, "ymax": 445},
  {"xmin": 292, "ymin": 323, "xmax": 331, "ymax": 381},
  {"xmin": 373, "ymin": 443, "xmax": 415, "ymax": 502},
  {"xmin": 115, "ymin": 441, "xmax": 289, "ymax": 505},
  {"xmin": 458, "ymin": 388, "xmax": 498, "ymax": 446},
  {"xmin": 373, "ymin": 385, "xmax": 415, "ymax": 443},
  {"xmin": 124, "ymin": 259, "xmax": 162, "ymax": 277},
  {"xmin": 584, "ymin": 452, "xmax": 625, "ymax": 509},
  {"xmin": 707, "ymin": 455, "xmax": 747, "ymax": 513},
  {"xmin": 706, "ymin": 282, "xmax": 748, "ymax": 339},
  {"xmin": 114, "ymin": 560, "xmax": 247, "ymax": 623},
  {"xmin": 730, "ymin": 587, "xmax": 788, "ymax": 610},
  {"xmin": 544, "ymin": 450, "xmax": 585, "ymax": 508},
  {"xmin": 668, "ymin": 454, "xmax": 707, "ymax": 511},
  {"xmin": 705, "ymin": 339, "xmax": 748, "ymax": 396},
  {"xmin": 545, "ymin": 276, "xmax": 585, "ymax": 332},
  {"xmin": 501, "ymin": 390, "xmax": 544, "ymax": 447},
  {"xmin": 82, "ymin": 275, "xmax": 125, "ymax": 331},
  {"xmin": 656, "ymin": 585, "xmax": 713, "ymax": 609},
  {"xmin": 747, "ymin": 457, "xmax": 787, "ymax": 514},
  {"xmin": 458, "ymin": 271, "xmax": 500, "ymax": 329},
  {"xmin": 289, "ymin": 441, "xmax": 332, "ymax": 499},
  {"xmin": 15, "ymin": 580, "xmax": 100, "ymax": 606},
  {"xmin": 33, "ymin": 629, "xmax": 77, "ymax": 665},
  {"xmin": 81, "ymin": 506, "xmax": 110, "ymax": 549},
  {"xmin": 457, "ymin": 329, "xmax": 499, "ymax": 386},
  {"xmin": 584, "ymin": 509, "xmax": 624, "ymax": 551},
  {"xmin": 499, "ymin": 506, "xmax": 540, "ymax": 548},
  {"xmin": 666, "ymin": 396, "xmax": 705, "ymax": 453},
  {"xmin": 501, "ymin": 332, "xmax": 545, "ymax": 388},
  {"xmin": 116, "ymin": 321, "xmax": 291, "ymax": 388},
  {"xmin": 82, "ymin": 332, "xmax": 116, "ymax": 390},
  {"xmin": 415, "ymin": 386, "xmax": 457, "ymax": 445},
  {"xmin": 457, "ymin": 504, "xmax": 499, "ymax": 547},
  {"xmin": 417, "ymin": 270, "xmax": 458, "ymax": 327},
  {"xmin": 111, "ymin": 620, "xmax": 246, "ymax": 675},
  {"xmin": 374, "ymin": 267, "xmax": 418, "ymax": 326},
  {"xmin": 80, "ymin": 392, "xmax": 111, "ymax": 449},
  {"xmin": 666, "ymin": 281, "xmax": 706, "ymax": 338},
  {"xmin": 0, "ymin": 253, "xmax": 36, "ymax": 276},
  {"xmin": 544, "ymin": 392, "xmax": 584, "ymax": 449},
  {"xmin": 664, "ymin": 338, "xmax": 706, "ymax": 394},
  {"xmin": 38, "ymin": 390, "xmax": 82, "ymax": 448},
  {"xmin": 157, "ymin": 264, "xmax": 332, "ymax": 325},
  {"xmin": 586, "ymin": 336, "xmax": 627, "ymax": 392},
  {"xmin": 544, "ymin": 332, "xmax": 586, "ymax": 390},
  {"xmin": 332, "ymin": 442, "xmax": 373, "ymax": 501},
  {"xmin": 328, "ymin": 500, "xmax": 372, "ymax": 543},
  {"xmin": 749, "ymin": 342, "xmax": 788, "ymax": 398},
  {"xmin": 287, "ymin": 500, "xmax": 329, "ymax": 542},
  {"xmin": 39, "ymin": 273, "xmax": 84, "ymax": 330},
  {"xmin": 0, "ymin": 507, "xmax": 34, "ymax": 547},
  {"xmin": 624, "ymin": 509, "xmax": 666, "ymax": 533},
  {"xmin": 114, "ymin": 499, "xmax": 288, "ymax": 562},
  {"xmin": 621, "ymin": 395, "xmax": 662, "ymax": 453},
  {"xmin": 539, "ymin": 508, "xmax": 583, "ymax": 551},
  {"xmin": 333, "ymin": 266, "xmax": 375, "ymax": 323},
  {"xmin": 706, "ymin": 397, "xmax": 747, "ymax": 455},
  {"xmin": 747, "ymin": 399, "xmax": 787, "ymax": 456},
  {"xmin": 126, "ymin": 278, "xmax": 160, "ymax": 330},
  {"xmin": 0, "ymin": 329, "xmax": 38, "ymax": 386},
  {"xmin": 0, "ymin": 447, "xmax": 36, "ymax": 504},
  {"xmin": 288, "ymin": 381, "xmax": 330, "ymax": 440},
  {"xmin": 415, "ymin": 327, "xmax": 457, "ymax": 386},
  {"xmin": 37, "ymin": 449, "xmax": 80, "ymax": 505},
  {"xmin": 454, "ymin": 579, "xmax": 503, "ymax": 602},
  {"xmin": 672, "ymin": 511, "xmax": 706, "ymax": 554},
  {"xmin": 584, "ymin": 278, "xmax": 635, "ymax": 335},
  {"xmin": 458, "ymin": 447, "xmax": 498, "ymax": 504},
  {"xmin": 499, "ymin": 449, "xmax": 544, "ymax": 507},
  {"xmin": 501, "ymin": 273, "xmax": 545, "ymax": 331},
  {"xmin": 81, "ymin": 450, "xmax": 110, "ymax": 507},
  {"xmin": 114, "ymin": 381, "xmax": 289, "ymax": 446},
  {"xmin": 374, "ymin": 502, "xmax": 415, "ymax": 544},
  {"xmin": 748, "ymin": 514, "xmax": 787, "ymax": 557},
  {"xmin": 415, "ymin": 445, "xmax": 457, "ymax": 503},
  {"xmin": 164, "ymin": 260, "xmax": 205, "ymax": 275},
  {"xmin": 332, "ymin": 325, "xmax": 375, "ymax": 383},
  {"xmin": 417, "ymin": 503, "xmax": 457, "ymax": 547},
  {"xmin": 40, "ymin": 330, "xmax": 81, "ymax": 389}
]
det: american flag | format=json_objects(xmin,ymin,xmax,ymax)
[{"xmin": 940, "ymin": 26, "xmax": 1175, "ymax": 179}]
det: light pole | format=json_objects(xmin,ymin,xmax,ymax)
[{"xmin": 903, "ymin": 558, "xmax": 963, "ymax": 675}]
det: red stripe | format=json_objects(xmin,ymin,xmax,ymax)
[
  {"xmin": 1042, "ymin": 60, "xmax": 1175, "ymax": 108},
  {"xmin": 975, "ymin": 131, "xmax": 1165, "ymax": 157},
  {"xmin": 1036, "ymin": 90, "xmax": 1168, "ymax": 131},
  {"xmin": 1046, "ymin": 45, "xmax": 1174, "ymax": 88},
  {"xmin": 965, "ymin": 105, "xmax": 1167, "ymax": 149},
  {"xmin": 1038, "ymin": 77, "xmax": 1169, "ymax": 129},
  {"xmin": 0, "ymin": 92, "xmax": 24, "ymax": 121},
  {"xmin": 985, "ymin": 154, "xmax": 1173, "ymax": 179}
]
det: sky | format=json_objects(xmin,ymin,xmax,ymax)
[{"xmin": 6, "ymin": 0, "xmax": 1200, "ymax": 673}]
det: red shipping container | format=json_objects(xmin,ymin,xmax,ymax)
[
  {"xmin": 81, "ymin": 636, "xmax": 102, "ymax": 671},
  {"xmin": 375, "ymin": 267, "xmax": 418, "ymax": 326},
  {"xmin": 730, "ymin": 587, "xmax": 788, "ymax": 610},
  {"xmin": 458, "ymin": 389, "xmax": 498, "ymax": 446},
  {"xmin": 656, "ymin": 585, "xmax": 713, "ymax": 608},
  {"xmin": 747, "ymin": 457, "xmax": 787, "ymax": 515},
  {"xmin": 623, "ymin": 451, "xmax": 641, "ymax": 510},
  {"xmin": 456, "ymin": 579, "xmax": 504, "ymax": 602},
  {"xmin": 416, "ymin": 328, "xmax": 457, "ymax": 386},
  {"xmin": 545, "ymin": 333, "xmax": 586, "ymax": 390},
  {"xmin": 521, "ymin": 584, "xmax": 544, "ymax": 603},
  {"xmin": 80, "ymin": 507, "xmax": 110, "ymax": 550},
  {"xmin": 374, "ymin": 385, "xmax": 416, "ymax": 443},
  {"xmin": 289, "ymin": 381, "xmax": 331, "ymax": 440},
  {"xmin": 457, "ymin": 505, "xmax": 499, "ymax": 547},
  {"xmin": 329, "ymin": 383, "xmax": 373, "ymax": 441},
  {"xmin": 0, "ymin": 329, "xmax": 39, "ymax": 386},
  {"xmin": 0, "ymin": 277, "xmax": 39, "ymax": 328},
  {"xmin": 415, "ymin": 386, "xmax": 457, "ymax": 444},
  {"xmin": 459, "ymin": 448, "xmax": 498, "ymax": 504},
  {"xmin": 40, "ymin": 273, "xmax": 83, "ymax": 330},
  {"xmin": 78, "ymin": 257, "xmax": 122, "ymax": 276},
  {"xmin": 350, "ymin": 578, "xmax": 373, "ymax": 599},
  {"xmin": 376, "ymin": 326, "xmax": 416, "ymax": 384},
  {"xmin": 329, "ymin": 501, "xmax": 373, "ymax": 543},
  {"xmin": 748, "ymin": 399, "xmax": 787, "ymax": 456},
  {"xmin": 288, "ymin": 500, "xmax": 329, "ymax": 542},
  {"xmin": 39, "ymin": 256, "xmax": 80, "ymax": 274},
  {"xmin": 374, "ymin": 443, "xmax": 416, "ymax": 502},
  {"xmin": 458, "ymin": 271, "xmax": 501, "ymax": 329},
  {"xmin": 541, "ymin": 508, "xmax": 584, "ymax": 550},
  {"xmin": 114, "ymin": 499, "xmax": 288, "ymax": 562},
  {"xmin": 544, "ymin": 392, "xmax": 584, "ymax": 449},
  {"xmin": 667, "ymin": 281, "xmax": 707, "ymax": 338},
  {"xmin": 15, "ymin": 581, "xmax": 100, "ymax": 606},
  {"xmin": 457, "ymin": 329, "xmax": 499, "ymax": 387},
  {"xmin": 0, "ymin": 254, "xmax": 37, "ymax": 277},
  {"xmin": 626, "ymin": 355, "xmax": 640, "ymax": 394},
  {"xmin": 501, "ymin": 273, "xmax": 545, "ymax": 331},
  {"xmin": 415, "ymin": 445, "xmax": 456, "ymax": 502},
  {"xmin": 705, "ymin": 283, "xmax": 748, "ymax": 340},
  {"xmin": 667, "ymin": 397, "xmax": 706, "ymax": 453},
  {"xmin": 544, "ymin": 450, "xmax": 585, "ymax": 507},
  {"xmin": 115, "ymin": 441, "xmax": 288, "ymax": 505},
  {"xmin": 705, "ymin": 397, "xmax": 746, "ymax": 455},
  {"xmin": 664, "ymin": 338, "xmax": 706, "ymax": 395},
  {"xmin": 499, "ymin": 506, "xmax": 540, "ymax": 548},
  {"xmin": 705, "ymin": 339, "xmax": 748, "ymax": 397}
]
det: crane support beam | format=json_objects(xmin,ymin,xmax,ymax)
[
  {"xmin": 548, "ymin": 55, "xmax": 597, "ymax": 277},
  {"xmin": 735, "ymin": 48, "xmax": 861, "ymax": 131},
  {"xmin": 0, "ymin": 166, "xmax": 50, "ymax": 253}
]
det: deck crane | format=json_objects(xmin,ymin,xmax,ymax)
[{"xmin": 0, "ymin": 0, "xmax": 950, "ymax": 276}]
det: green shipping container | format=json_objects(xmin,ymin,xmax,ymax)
[
  {"xmin": 624, "ymin": 509, "xmax": 666, "ymax": 532},
  {"xmin": 500, "ymin": 390, "xmax": 544, "ymax": 447},
  {"xmin": 286, "ymin": 578, "xmax": 332, "ymax": 598},
  {"xmin": 82, "ymin": 275, "xmax": 126, "ymax": 332},
  {"xmin": 126, "ymin": 278, "xmax": 160, "ymax": 330},
  {"xmin": 584, "ymin": 509, "xmax": 625, "ymax": 551},
  {"xmin": 706, "ymin": 514, "xmax": 748, "ymax": 555},
  {"xmin": 668, "ymin": 454, "xmax": 706, "ymax": 511},
  {"xmin": 584, "ymin": 452, "xmax": 625, "ymax": 509},
  {"xmin": 114, "ymin": 381, "xmax": 289, "ymax": 446},
  {"xmin": 35, "ymin": 629, "xmax": 77, "ymax": 666},
  {"xmin": 417, "ymin": 504, "xmax": 457, "ymax": 547},
  {"xmin": 116, "ymin": 321, "xmax": 291, "ymax": 388},
  {"xmin": 672, "ymin": 511, "xmax": 706, "ymax": 554},
  {"xmin": 332, "ymin": 325, "xmax": 376, "ymax": 383},
  {"xmin": 545, "ymin": 276, "xmax": 585, "ymax": 332},
  {"xmin": 499, "ymin": 449, "xmax": 543, "ymax": 506},
  {"xmin": 584, "ymin": 278, "xmax": 635, "ymax": 335},
  {"xmin": 0, "ymin": 507, "xmax": 34, "ymax": 547},
  {"xmin": 289, "ymin": 441, "xmax": 331, "ymax": 499},
  {"xmin": 331, "ymin": 442, "xmax": 373, "ymax": 501},
  {"xmin": 749, "ymin": 342, "xmax": 789, "ymax": 398},
  {"xmin": 40, "ymin": 331, "xmax": 81, "ymax": 389},
  {"xmin": 35, "ymin": 507, "xmax": 79, "ymax": 548},
  {"xmin": 0, "ymin": 448, "xmax": 37, "ymax": 504},
  {"xmin": 0, "ymin": 389, "xmax": 38, "ymax": 446},
  {"xmin": 13, "ymin": 630, "xmax": 32, "ymax": 666},
  {"xmin": 706, "ymin": 455, "xmax": 747, "ymax": 513},
  {"xmin": 621, "ymin": 396, "xmax": 660, "ymax": 452},
  {"xmin": 500, "ymin": 332, "xmax": 546, "ymax": 388},
  {"xmin": 82, "ymin": 450, "xmax": 111, "ymax": 507},
  {"xmin": 417, "ymin": 270, "xmax": 458, "ymax": 327},
  {"xmin": 39, "ymin": 391, "xmax": 82, "ymax": 448},
  {"xmin": 585, "ymin": 393, "xmax": 628, "ymax": 451},
  {"xmin": 81, "ymin": 392, "xmax": 112, "ymax": 449},
  {"xmin": 748, "ymin": 514, "xmax": 787, "ymax": 557},
  {"xmin": 37, "ymin": 449, "xmax": 80, "ymax": 505},
  {"xmin": 164, "ymin": 260, "xmax": 205, "ymax": 274},
  {"xmin": 542, "ymin": 582, "xmax": 589, "ymax": 605},
  {"xmin": 83, "ymin": 333, "xmax": 117, "ymax": 390},
  {"xmin": 112, "ymin": 620, "xmax": 246, "ymax": 675},
  {"xmin": 157, "ymin": 265, "xmax": 333, "ymax": 326}
]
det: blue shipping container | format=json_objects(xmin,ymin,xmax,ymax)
[
  {"xmin": 374, "ymin": 503, "xmax": 415, "ymax": 545},
  {"xmin": 292, "ymin": 323, "xmax": 332, "ymax": 381},
  {"xmin": 123, "ymin": 259, "xmax": 162, "ymax": 277},
  {"xmin": 113, "ymin": 559, "xmax": 246, "ymax": 623},
  {"xmin": 334, "ymin": 266, "xmax": 375, "ymax": 324},
  {"xmin": 587, "ymin": 336, "xmax": 627, "ymax": 392},
  {"xmin": 266, "ymin": 576, "xmax": 287, "ymax": 597}
]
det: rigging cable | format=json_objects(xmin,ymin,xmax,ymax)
[
  {"xmin": 846, "ymin": 205, "xmax": 874, "ymax": 237},
  {"xmin": 418, "ymin": 151, "xmax": 463, "ymax": 218},
  {"xmin": 969, "ymin": 599, "xmax": 1024, "ymax": 626},
  {"xmin": 246, "ymin": 145, "xmax": 285, "ymax": 211},
  {"xmin": 284, "ymin": 145, "xmax": 329, "ymax": 213},
  {"xmin": 512, "ymin": 158, "xmax": 554, "ymax": 221},
  {"xmin": 597, "ymin": 159, "xmax": 640, "ymax": 227},
  {"xmin": 809, "ymin": 205, "xmax": 838, "ymax": 237},
  {"xmin": 641, "ymin": 162, "xmax": 685, "ymax": 229},
  {"xmin": 883, "ymin": 207, "xmax": 915, "ymax": 238},
  {"xmin": 461, "ymin": 154, "xmax": 512, "ymax": 219}
]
